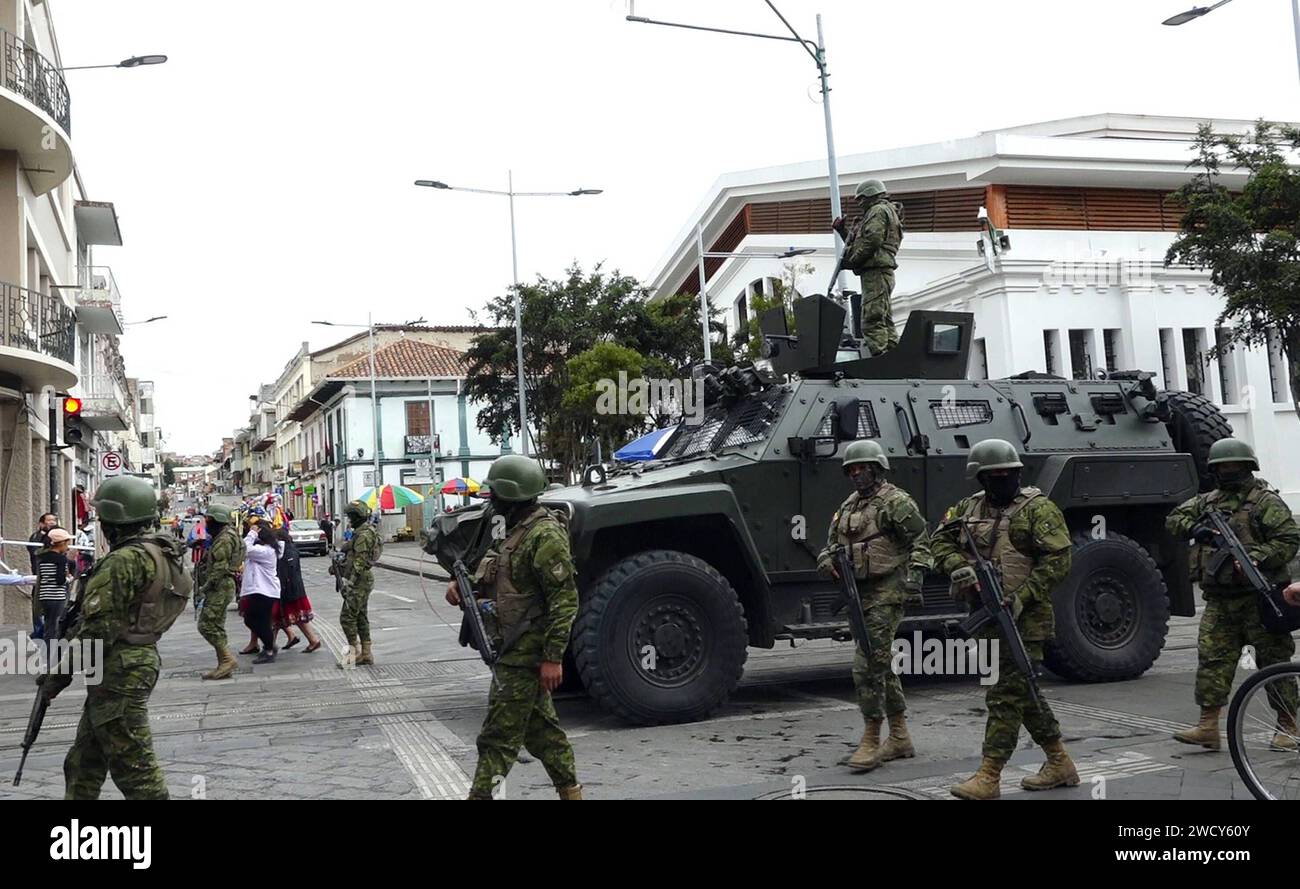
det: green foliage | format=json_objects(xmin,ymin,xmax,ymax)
[
  {"xmin": 732, "ymin": 261, "xmax": 811, "ymax": 362},
  {"xmin": 162, "ymin": 459, "xmax": 176, "ymax": 486},
  {"xmin": 554, "ymin": 342, "xmax": 647, "ymax": 476},
  {"xmin": 1166, "ymin": 121, "xmax": 1300, "ymax": 406}
]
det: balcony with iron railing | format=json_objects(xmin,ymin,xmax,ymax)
[
  {"xmin": 0, "ymin": 28, "xmax": 73, "ymax": 195},
  {"xmin": 81, "ymin": 372, "xmax": 129, "ymax": 431},
  {"xmin": 75, "ymin": 266, "xmax": 124, "ymax": 335},
  {"xmin": 0, "ymin": 281, "xmax": 76, "ymax": 390},
  {"xmin": 404, "ymin": 434, "xmax": 439, "ymax": 456}
]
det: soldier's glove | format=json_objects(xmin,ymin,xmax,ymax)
[
  {"xmin": 816, "ymin": 553, "xmax": 836, "ymax": 580},
  {"xmin": 1190, "ymin": 525, "xmax": 1217, "ymax": 545},
  {"xmin": 950, "ymin": 565, "xmax": 978, "ymax": 591},
  {"xmin": 831, "ymin": 216, "xmax": 848, "ymax": 238},
  {"xmin": 1002, "ymin": 593, "xmax": 1024, "ymax": 622},
  {"xmin": 903, "ymin": 568, "xmax": 924, "ymax": 594},
  {"xmin": 42, "ymin": 671, "xmax": 72, "ymax": 701}
]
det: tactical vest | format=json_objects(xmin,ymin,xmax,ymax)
[
  {"xmin": 200, "ymin": 528, "xmax": 241, "ymax": 581},
  {"xmin": 955, "ymin": 487, "xmax": 1043, "ymax": 595},
  {"xmin": 1196, "ymin": 482, "xmax": 1281, "ymax": 591},
  {"xmin": 835, "ymin": 482, "xmax": 910, "ymax": 579},
  {"xmin": 859, "ymin": 201, "xmax": 903, "ymax": 270},
  {"xmin": 474, "ymin": 506, "xmax": 556, "ymax": 637},
  {"xmin": 345, "ymin": 525, "xmax": 382, "ymax": 576},
  {"xmin": 120, "ymin": 538, "xmax": 193, "ymax": 645}
]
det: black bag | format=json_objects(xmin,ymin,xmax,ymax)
[{"xmin": 1258, "ymin": 585, "xmax": 1300, "ymax": 634}]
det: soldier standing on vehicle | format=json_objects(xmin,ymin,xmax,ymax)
[
  {"xmin": 1166, "ymin": 438, "xmax": 1300, "ymax": 751},
  {"xmin": 816, "ymin": 440, "xmax": 928, "ymax": 773},
  {"xmin": 445, "ymin": 455, "xmax": 582, "ymax": 800},
  {"xmin": 44, "ymin": 476, "xmax": 192, "ymax": 800},
  {"xmin": 832, "ymin": 179, "xmax": 903, "ymax": 356},
  {"xmin": 334, "ymin": 499, "xmax": 381, "ymax": 667},
  {"xmin": 196, "ymin": 504, "xmax": 244, "ymax": 681},
  {"xmin": 930, "ymin": 439, "xmax": 1077, "ymax": 800}
]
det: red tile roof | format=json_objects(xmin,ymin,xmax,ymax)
[{"xmin": 327, "ymin": 339, "xmax": 468, "ymax": 380}]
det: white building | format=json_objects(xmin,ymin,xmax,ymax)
[{"xmin": 648, "ymin": 113, "xmax": 1300, "ymax": 508}]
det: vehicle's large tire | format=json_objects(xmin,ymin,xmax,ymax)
[
  {"xmin": 1163, "ymin": 390, "xmax": 1234, "ymax": 492},
  {"xmin": 1044, "ymin": 532, "xmax": 1170, "ymax": 681},
  {"xmin": 573, "ymin": 549, "xmax": 748, "ymax": 725}
]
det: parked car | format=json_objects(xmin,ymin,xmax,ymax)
[{"xmin": 289, "ymin": 519, "xmax": 328, "ymax": 556}]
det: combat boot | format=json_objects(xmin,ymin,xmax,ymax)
[
  {"xmin": 355, "ymin": 641, "xmax": 374, "ymax": 666},
  {"xmin": 1271, "ymin": 711, "xmax": 1299, "ymax": 751},
  {"xmin": 847, "ymin": 719, "xmax": 883, "ymax": 772},
  {"xmin": 1173, "ymin": 707, "xmax": 1221, "ymax": 750},
  {"xmin": 950, "ymin": 757, "xmax": 1004, "ymax": 800},
  {"xmin": 337, "ymin": 643, "xmax": 359, "ymax": 669},
  {"xmin": 556, "ymin": 784, "xmax": 584, "ymax": 800},
  {"xmin": 1020, "ymin": 739, "xmax": 1080, "ymax": 791},
  {"xmin": 206, "ymin": 648, "xmax": 238, "ymax": 681},
  {"xmin": 200, "ymin": 648, "xmax": 223, "ymax": 681},
  {"xmin": 878, "ymin": 712, "xmax": 915, "ymax": 762}
]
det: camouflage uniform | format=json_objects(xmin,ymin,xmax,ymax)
[
  {"xmin": 469, "ymin": 504, "xmax": 579, "ymax": 799},
  {"xmin": 818, "ymin": 482, "xmax": 927, "ymax": 721},
  {"xmin": 339, "ymin": 523, "xmax": 380, "ymax": 645},
  {"xmin": 52, "ymin": 533, "xmax": 177, "ymax": 800},
  {"xmin": 931, "ymin": 487, "xmax": 1073, "ymax": 762},
  {"xmin": 197, "ymin": 524, "xmax": 243, "ymax": 651},
  {"xmin": 843, "ymin": 197, "xmax": 903, "ymax": 356},
  {"xmin": 1166, "ymin": 477, "xmax": 1300, "ymax": 709}
]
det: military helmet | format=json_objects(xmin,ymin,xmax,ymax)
[
  {"xmin": 344, "ymin": 499, "xmax": 372, "ymax": 520},
  {"xmin": 842, "ymin": 440, "xmax": 889, "ymax": 473},
  {"xmin": 486, "ymin": 454, "xmax": 548, "ymax": 502},
  {"xmin": 91, "ymin": 476, "xmax": 159, "ymax": 525},
  {"xmin": 966, "ymin": 438, "xmax": 1024, "ymax": 480},
  {"xmin": 205, "ymin": 504, "xmax": 235, "ymax": 525},
  {"xmin": 855, "ymin": 178, "xmax": 887, "ymax": 200},
  {"xmin": 1207, "ymin": 437, "xmax": 1259, "ymax": 471}
]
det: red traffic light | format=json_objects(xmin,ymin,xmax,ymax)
[{"xmin": 63, "ymin": 396, "xmax": 82, "ymax": 415}]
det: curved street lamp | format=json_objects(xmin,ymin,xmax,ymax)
[{"xmin": 59, "ymin": 54, "xmax": 168, "ymax": 72}]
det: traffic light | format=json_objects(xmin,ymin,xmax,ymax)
[{"xmin": 62, "ymin": 396, "xmax": 84, "ymax": 446}]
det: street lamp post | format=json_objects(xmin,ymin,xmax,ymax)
[
  {"xmin": 414, "ymin": 177, "xmax": 602, "ymax": 456},
  {"xmin": 694, "ymin": 242, "xmax": 817, "ymax": 361},
  {"xmin": 58, "ymin": 54, "xmax": 168, "ymax": 72},
  {"xmin": 630, "ymin": 2, "xmax": 848, "ymax": 297},
  {"xmin": 1164, "ymin": 0, "xmax": 1300, "ymax": 86},
  {"xmin": 311, "ymin": 317, "xmax": 382, "ymax": 494}
]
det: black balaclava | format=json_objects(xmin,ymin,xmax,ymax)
[
  {"xmin": 103, "ymin": 521, "xmax": 148, "ymax": 548},
  {"xmin": 981, "ymin": 469, "xmax": 1022, "ymax": 509},
  {"xmin": 1213, "ymin": 463, "xmax": 1253, "ymax": 491},
  {"xmin": 349, "ymin": 511, "xmax": 366, "ymax": 529},
  {"xmin": 502, "ymin": 498, "xmax": 538, "ymax": 529},
  {"xmin": 852, "ymin": 465, "xmax": 883, "ymax": 497}
]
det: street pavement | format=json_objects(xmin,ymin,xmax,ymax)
[{"xmin": 0, "ymin": 552, "xmax": 1264, "ymax": 800}]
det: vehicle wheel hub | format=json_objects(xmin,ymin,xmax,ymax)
[
  {"xmin": 1078, "ymin": 572, "xmax": 1138, "ymax": 649},
  {"xmin": 631, "ymin": 597, "xmax": 707, "ymax": 687}
]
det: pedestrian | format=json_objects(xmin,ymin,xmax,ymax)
[
  {"xmin": 1167, "ymin": 438, "xmax": 1300, "ymax": 751},
  {"xmin": 44, "ymin": 476, "xmax": 192, "ymax": 800},
  {"xmin": 240, "ymin": 522, "xmax": 282, "ymax": 664},
  {"xmin": 196, "ymin": 505, "xmax": 244, "ymax": 680},
  {"xmin": 817, "ymin": 441, "xmax": 929, "ymax": 773},
  {"xmin": 35, "ymin": 528, "xmax": 75, "ymax": 640},
  {"xmin": 275, "ymin": 524, "xmax": 322, "ymax": 652},
  {"xmin": 319, "ymin": 513, "xmax": 334, "ymax": 549},
  {"xmin": 832, "ymin": 178, "xmax": 904, "ymax": 356},
  {"xmin": 28, "ymin": 512, "xmax": 56, "ymax": 634},
  {"xmin": 930, "ymin": 439, "xmax": 1078, "ymax": 799},
  {"xmin": 332, "ymin": 500, "xmax": 380, "ymax": 666},
  {"xmin": 446, "ymin": 455, "xmax": 583, "ymax": 800},
  {"xmin": 74, "ymin": 519, "xmax": 95, "ymax": 575}
]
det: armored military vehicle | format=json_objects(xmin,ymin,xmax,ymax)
[{"xmin": 428, "ymin": 294, "xmax": 1231, "ymax": 726}]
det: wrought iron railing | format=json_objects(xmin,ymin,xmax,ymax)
[
  {"xmin": 2, "ymin": 281, "xmax": 74, "ymax": 365},
  {"xmin": 405, "ymin": 434, "xmax": 437, "ymax": 454},
  {"xmin": 1, "ymin": 29, "xmax": 70, "ymax": 134}
]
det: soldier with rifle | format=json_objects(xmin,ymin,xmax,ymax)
[
  {"xmin": 1166, "ymin": 438, "xmax": 1300, "ymax": 751},
  {"xmin": 195, "ymin": 504, "xmax": 244, "ymax": 681},
  {"xmin": 444, "ymin": 455, "xmax": 582, "ymax": 800},
  {"xmin": 816, "ymin": 440, "xmax": 928, "ymax": 773},
  {"xmin": 931, "ymin": 439, "xmax": 1077, "ymax": 800},
  {"xmin": 831, "ymin": 179, "xmax": 903, "ymax": 356}
]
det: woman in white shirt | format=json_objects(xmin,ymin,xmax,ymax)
[{"xmin": 241, "ymin": 522, "xmax": 283, "ymax": 664}]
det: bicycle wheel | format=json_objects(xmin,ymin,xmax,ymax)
[{"xmin": 1228, "ymin": 661, "xmax": 1300, "ymax": 800}]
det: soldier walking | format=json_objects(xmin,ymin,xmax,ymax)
[
  {"xmin": 196, "ymin": 504, "xmax": 244, "ymax": 680},
  {"xmin": 930, "ymin": 439, "xmax": 1078, "ymax": 800},
  {"xmin": 334, "ymin": 499, "xmax": 381, "ymax": 666},
  {"xmin": 817, "ymin": 441, "xmax": 928, "ymax": 772},
  {"xmin": 445, "ymin": 455, "xmax": 582, "ymax": 800},
  {"xmin": 833, "ymin": 179, "xmax": 903, "ymax": 356},
  {"xmin": 44, "ymin": 476, "xmax": 192, "ymax": 800},
  {"xmin": 1165, "ymin": 438, "xmax": 1300, "ymax": 751}
]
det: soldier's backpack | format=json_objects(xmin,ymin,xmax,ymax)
[{"xmin": 120, "ymin": 533, "xmax": 194, "ymax": 645}]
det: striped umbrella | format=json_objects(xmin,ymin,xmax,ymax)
[
  {"xmin": 358, "ymin": 484, "xmax": 426, "ymax": 510},
  {"xmin": 440, "ymin": 477, "xmax": 481, "ymax": 495}
]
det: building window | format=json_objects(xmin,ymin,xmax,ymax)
[
  {"xmin": 405, "ymin": 401, "xmax": 431, "ymax": 436},
  {"xmin": 1102, "ymin": 329, "xmax": 1122, "ymax": 375},
  {"xmin": 1043, "ymin": 330, "xmax": 1060, "ymax": 377},
  {"xmin": 1068, "ymin": 329, "xmax": 1095, "ymax": 380},
  {"xmin": 1159, "ymin": 328, "xmax": 1176, "ymax": 391},
  {"xmin": 1266, "ymin": 329, "xmax": 1290, "ymax": 404},
  {"xmin": 1215, "ymin": 327, "xmax": 1240, "ymax": 405},
  {"xmin": 734, "ymin": 292, "xmax": 749, "ymax": 344},
  {"xmin": 1182, "ymin": 328, "xmax": 1207, "ymax": 397}
]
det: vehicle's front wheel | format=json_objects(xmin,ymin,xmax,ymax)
[
  {"xmin": 573, "ymin": 550, "xmax": 748, "ymax": 725},
  {"xmin": 1044, "ymin": 532, "xmax": 1170, "ymax": 681}
]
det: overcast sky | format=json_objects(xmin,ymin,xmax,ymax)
[{"xmin": 53, "ymin": 0, "xmax": 1300, "ymax": 454}]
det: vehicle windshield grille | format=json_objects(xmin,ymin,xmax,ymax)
[
  {"xmin": 662, "ymin": 388, "xmax": 789, "ymax": 458},
  {"xmin": 929, "ymin": 400, "xmax": 993, "ymax": 428}
]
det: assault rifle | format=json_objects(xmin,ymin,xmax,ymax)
[
  {"xmin": 833, "ymin": 547, "xmax": 872, "ymax": 660},
  {"xmin": 1199, "ymin": 510, "xmax": 1300, "ymax": 634},
  {"xmin": 14, "ymin": 581, "xmax": 83, "ymax": 786},
  {"xmin": 452, "ymin": 559, "xmax": 501, "ymax": 690},
  {"xmin": 940, "ymin": 517, "xmax": 1043, "ymax": 710}
]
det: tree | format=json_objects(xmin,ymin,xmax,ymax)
[
  {"xmin": 163, "ymin": 458, "xmax": 176, "ymax": 487},
  {"xmin": 1166, "ymin": 121, "xmax": 1300, "ymax": 407},
  {"xmin": 554, "ymin": 342, "xmax": 648, "ymax": 478},
  {"xmin": 463, "ymin": 264, "xmax": 722, "ymax": 478}
]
